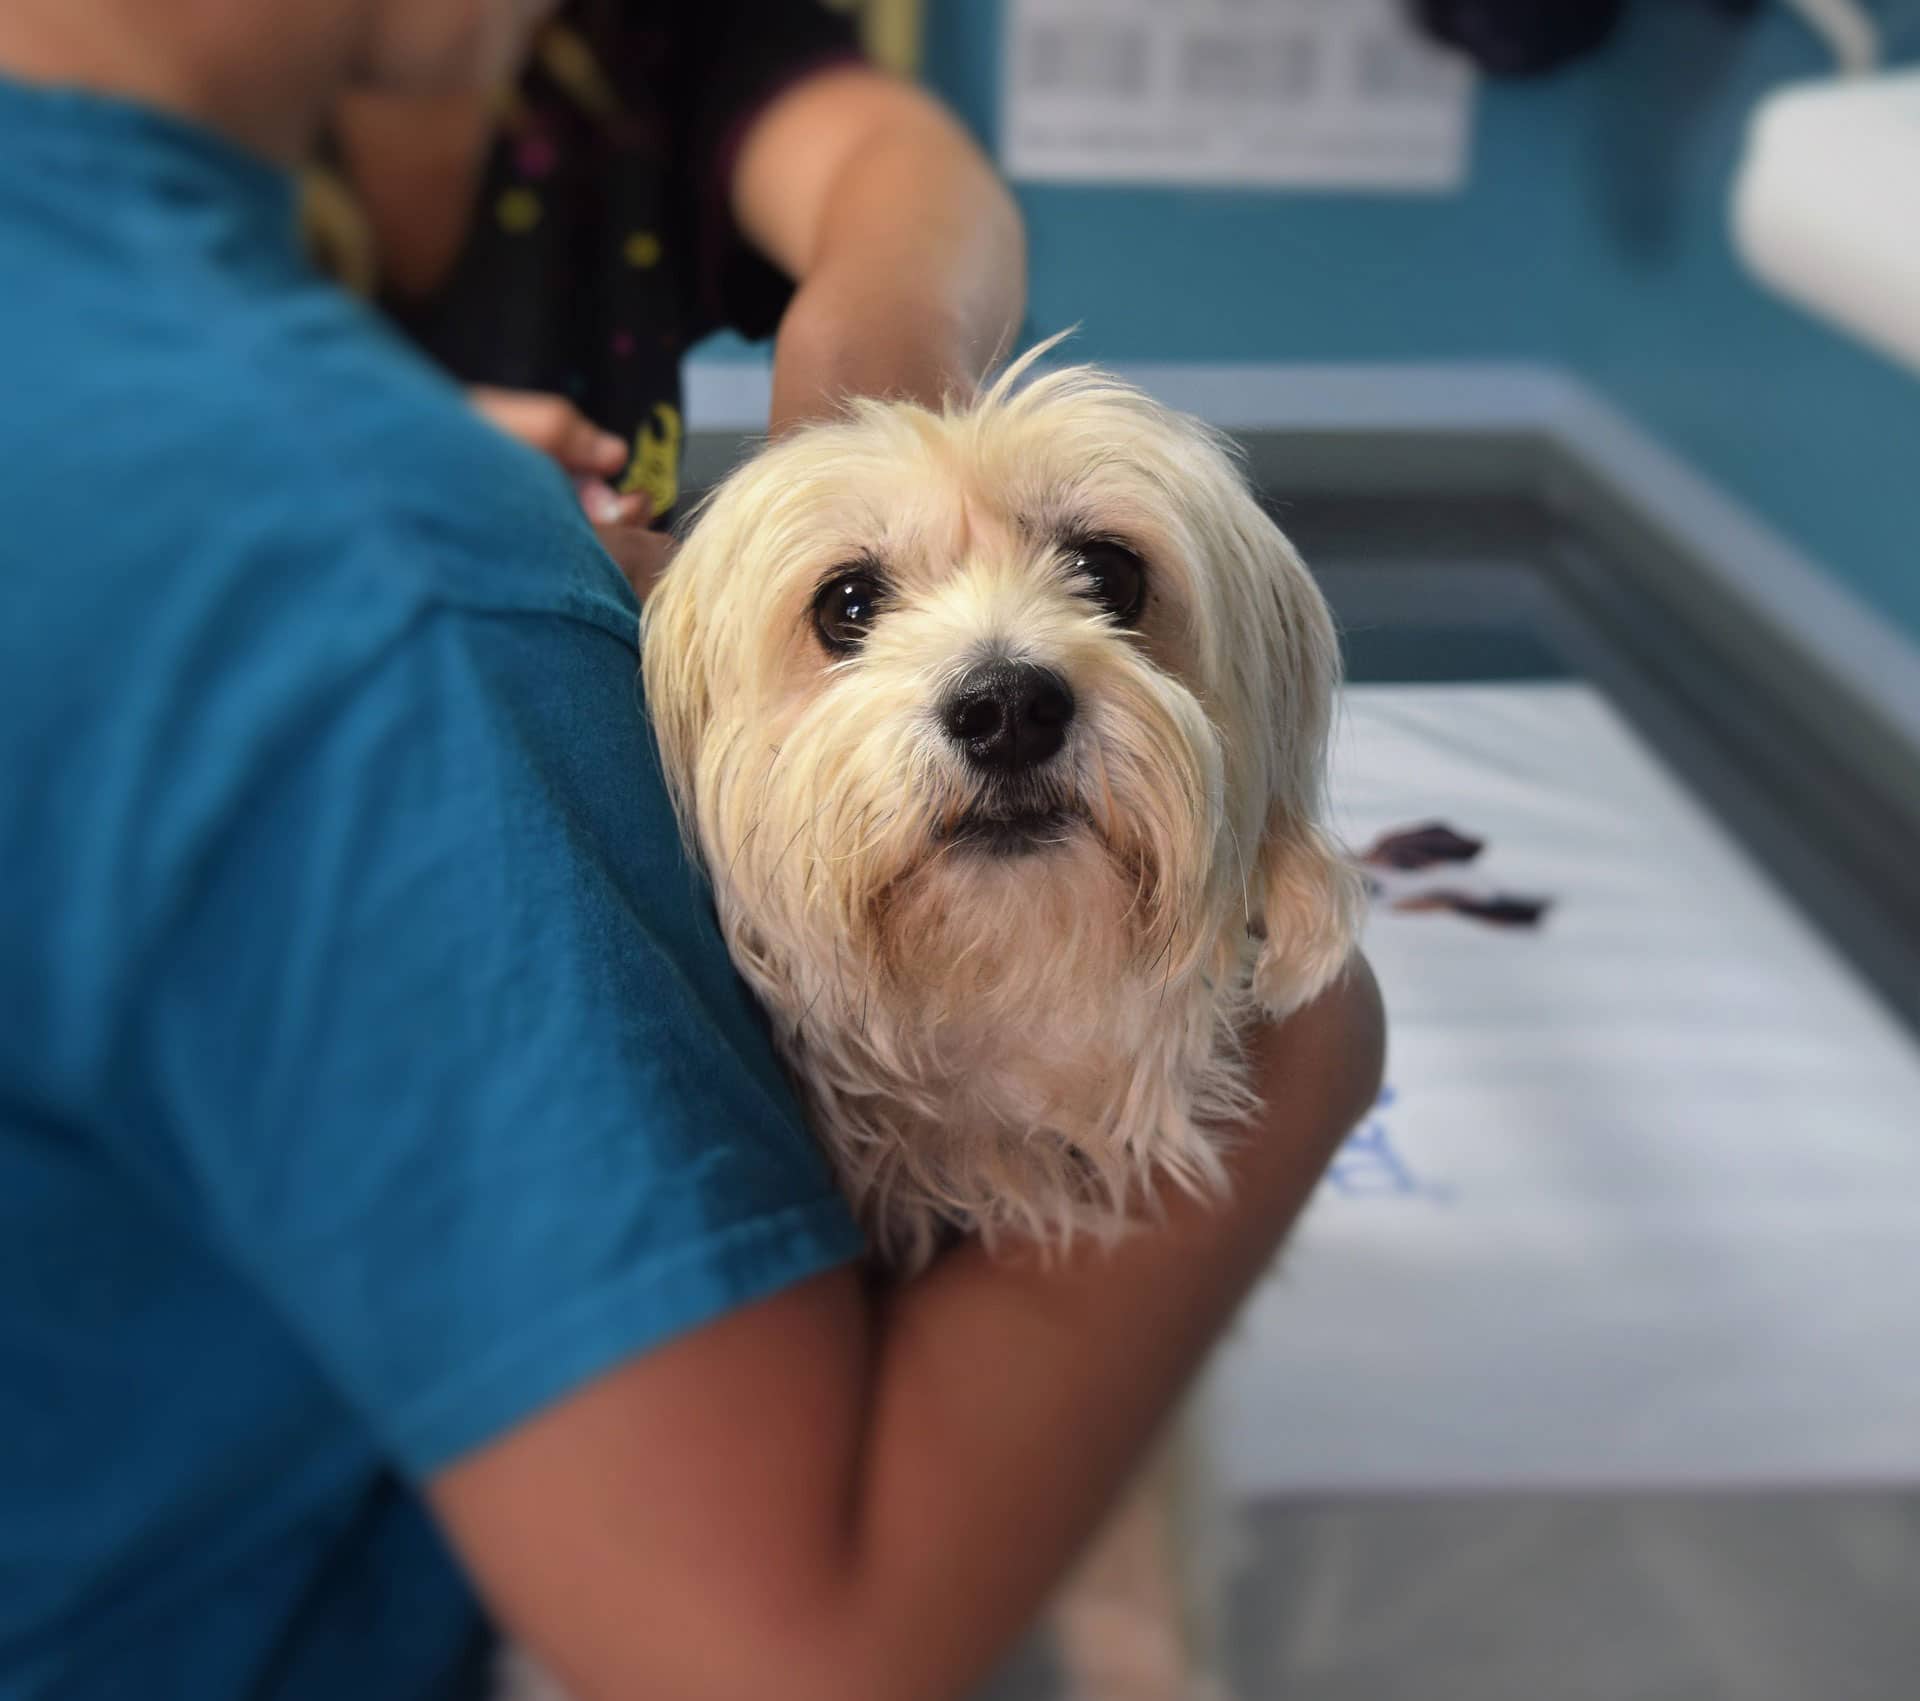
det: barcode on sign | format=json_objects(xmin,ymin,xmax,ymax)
[
  {"xmin": 1180, "ymin": 31, "xmax": 1321, "ymax": 103},
  {"xmin": 1016, "ymin": 21, "xmax": 1151, "ymax": 99},
  {"xmin": 1002, "ymin": 0, "xmax": 1476, "ymax": 191}
]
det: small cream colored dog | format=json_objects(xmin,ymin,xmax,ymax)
[{"xmin": 641, "ymin": 353, "xmax": 1362, "ymax": 1698}]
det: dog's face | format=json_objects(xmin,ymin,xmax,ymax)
[{"xmin": 644, "ymin": 365, "xmax": 1354, "ymax": 1111}]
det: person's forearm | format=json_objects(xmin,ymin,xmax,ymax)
[
  {"xmin": 731, "ymin": 69, "xmax": 1025, "ymax": 437},
  {"xmin": 431, "ymin": 966, "xmax": 1382, "ymax": 1701},
  {"xmin": 767, "ymin": 124, "xmax": 1025, "ymax": 434},
  {"xmin": 798, "ymin": 961, "xmax": 1385, "ymax": 1701}
]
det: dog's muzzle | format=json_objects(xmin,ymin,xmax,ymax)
[
  {"xmin": 935, "ymin": 660, "xmax": 1082, "ymax": 857},
  {"xmin": 936, "ymin": 664, "xmax": 1090, "ymax": 860}
]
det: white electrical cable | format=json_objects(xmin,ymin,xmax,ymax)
[{"xmin": 1777, "ymin": 0, "xmax": 1882, "ymax": 74}]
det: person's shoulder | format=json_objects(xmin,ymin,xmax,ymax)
[
  {"xmin": 0, "ymin": 265, "xmax": 645, "ymax": 848},
  {"xmin": 0, "ymin": 184, "xmax": 642, "ymax": 809},
  {"xmin": 9, "ymin": 258, "xmax": 632, "ymax": 648},
  {"xmin": 233, "ymin": 290, "xmax": 637, "ymax": 638}
]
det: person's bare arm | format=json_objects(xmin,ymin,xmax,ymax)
[
  {"xmin": 730, "ymin": 66, "xmax": 1027, "ymax": 437},
  {"xmin": 428, "ymin": 959, "xmax": 1384, "ymax": 1701}
]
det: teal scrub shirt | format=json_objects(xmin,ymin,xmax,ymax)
[{"xmin": 0, "ymin": 79, "xmax": 860, "ymax": 1701}]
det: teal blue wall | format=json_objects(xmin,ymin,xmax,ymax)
[{"xmin": 912, "ymin": 1, "xmax": 1920, "ymax": 639}]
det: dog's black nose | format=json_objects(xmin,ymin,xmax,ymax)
[{"xmin": 941, "ymin": 661, "xmax": 1075, "ymax": 772}]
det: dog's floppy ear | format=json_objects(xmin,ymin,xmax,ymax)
[
  {"xmin": 638, "ymin": 522, "xmax": 718, "ymax": 856},
  {"xmin": 1218, "ymin": 485, "xmax": 1366, "ymax": 1017}
]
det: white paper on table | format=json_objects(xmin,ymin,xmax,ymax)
[
  {"xmin": 1213, "ymin": 682, "xmax": 1920, "ymax": 1494},
  {"xmin": 1000, "ymin": 0, "xmax": 1475, "ymax": 190}
]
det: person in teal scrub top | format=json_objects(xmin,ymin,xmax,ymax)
[{"xmin": 0, "ymin": 4, "xmax": 1385, "ymax": 1697}]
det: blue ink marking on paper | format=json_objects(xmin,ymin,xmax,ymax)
[{"xmin": 1326, "ymin": 1086, "xmax": 1451, "ymax": 1202}]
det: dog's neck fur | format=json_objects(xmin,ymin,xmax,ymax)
[{"xmin": 720, "ymin": 836, "xmax": 1257, "ymax": 1272}]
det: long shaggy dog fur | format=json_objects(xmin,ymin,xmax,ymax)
[{"xmin": 642, "ymin": 353, "xmax": 1362, "ymax": 1273}]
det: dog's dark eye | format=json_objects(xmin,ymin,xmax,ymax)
[
  {"xmin": 1066, "ymin": 540, "xmax": 1147, "ymax": 626},
  {"xmin": 812, "ymin": 570, "xmax": 888, "ymax": 653}
]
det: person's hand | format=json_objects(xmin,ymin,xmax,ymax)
[
  {"xmin": 467, "ymin": 387, "xmax": 646, "ymax": 526},
  {"xmin": 467, "ymin": 387, "xmax": 673, "ymax": 600}
]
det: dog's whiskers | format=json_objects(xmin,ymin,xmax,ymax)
[
  {"xmin": 759, "ymin": 811, "xmax": 819, "ymax": 912},
  {"xmin": 1226, "ymin": 815, "xmax": 1253, "ymax": 927},
  {"xmin": 726, "ymin": 815, "xmax": 765, "ymax": 888}
]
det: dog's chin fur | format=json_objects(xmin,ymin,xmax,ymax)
[
  {"xmin": 748, "ymin": 823, "xmax": 1260, "ymax": 1272},
  {"xmin": 644, "ymin": 351, "xmax": 1363, "ymax": 1273}
]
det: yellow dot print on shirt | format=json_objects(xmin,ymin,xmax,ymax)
[
  {"xmin": 622, "ymin": 230, "xmax": 663, "ymax": 269},
  {"xmin": 496, "ymin": 187, "xmax": 542, "ymax": 234}
]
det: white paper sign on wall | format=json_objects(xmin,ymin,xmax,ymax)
[{"xmin": 1001, "ymin": 0, "xmax": 1476, "ymax": 191}]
